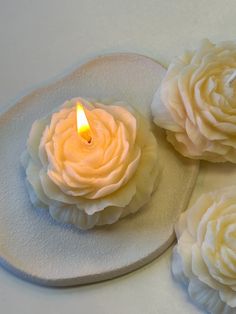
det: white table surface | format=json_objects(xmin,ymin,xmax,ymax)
[{"xmin": 0, "ymin": 1, "xmax": 235, "ymax": 313}]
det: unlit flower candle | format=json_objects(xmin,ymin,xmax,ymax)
[
  {"xmin": 172, "ymin": 186, "xmax": 236, "ymax": 314},
  {"xmin": 151, "ymin": 39, "xmax": 236, "ymax": 163}
]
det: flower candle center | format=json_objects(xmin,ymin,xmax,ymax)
[
  {"xmin": 223, "ymin": 70, "xmax": 236, "ymax": 105},
  {"xmin": 226, "ymin": 69, "xmax": 236, "ymax": 86}
]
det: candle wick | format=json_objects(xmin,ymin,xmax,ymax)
[{"xmin": 226, "ymin": 70, "xmax": 236, "ymax": 86}]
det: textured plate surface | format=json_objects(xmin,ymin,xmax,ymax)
[{"xmin": 0, "ymin": 53, "xmax": 198, "ymax": 286}]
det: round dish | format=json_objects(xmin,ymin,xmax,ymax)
[{"xmin": 0, "ymin": 53, "xmax": 198, "ymax": 286}]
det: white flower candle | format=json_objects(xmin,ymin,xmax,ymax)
[
  {"xmin": 21, "ymin": 98, "xmax": 160, "ymax": 230},
  {"xmin": 172, "ymin": 186, "xmax": 236, "ymax": 314},
  {"xmin": 151, "ymin": 39, "xmax": 236, "ymax": 163}
]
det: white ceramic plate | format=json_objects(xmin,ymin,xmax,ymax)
[{"xmin": 0, "ymin": 53, "xmax": 198, "ymax": 286}]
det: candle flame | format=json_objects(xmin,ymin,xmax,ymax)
[{"xmin": 76, "ymin": 102, "xmax": 92, "ymax": 143}]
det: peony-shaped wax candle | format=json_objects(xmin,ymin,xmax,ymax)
[
  {"xmin": 172, "ymin": 186, "xmax": 236, "ymax": 314},
  {"xmin": 21, "ymin": 98, "xmax": 160, "ymax": 230},
  {"xmin": 151, "ymin": 39, "xmax": 236, "ymax": 163}
]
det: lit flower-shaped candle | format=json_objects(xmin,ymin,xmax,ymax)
[
  {"xmin": 172, "ymin": 186, "xmax": 236, "ymax": 314},
  {"xmin": 151, "ymin": 39, "xmax": 236, "ymax": 163},
  {"xmin": 21, "ymin": 98, "xmax": 160, "ymax": 229}
]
